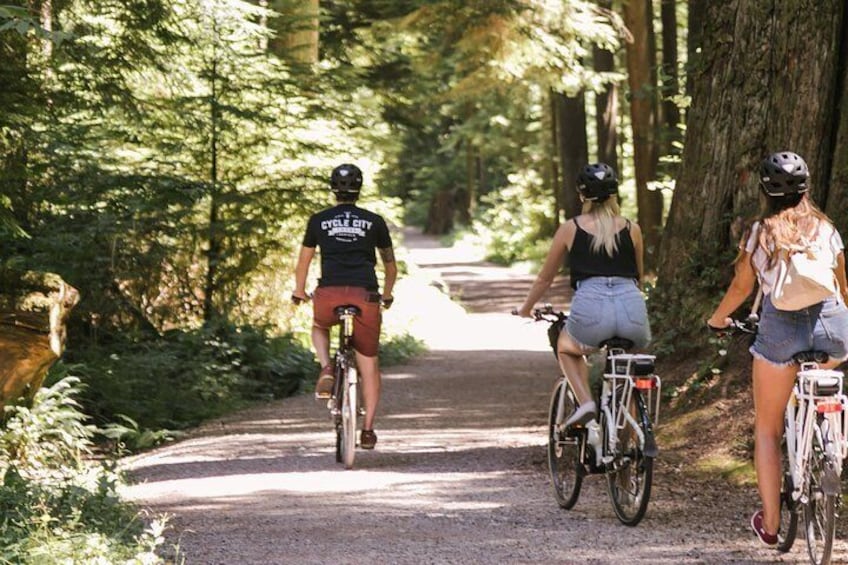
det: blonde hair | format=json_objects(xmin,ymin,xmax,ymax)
[
  {"xmin": 755, "ymin": 193, "xmax": 831, "ymax": 269},
  {"xmin": 582, "ymin": 198, "xmax": 622, "ymax": 257}
]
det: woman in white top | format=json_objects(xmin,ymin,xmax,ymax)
[{"xmin": 708, "ymin": 151, "xmax": 848, "ymax": 546}]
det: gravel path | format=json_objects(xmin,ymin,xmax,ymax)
[{"xmin": 123, "ymin": 229, "xmax": 843, "ymax": 564}]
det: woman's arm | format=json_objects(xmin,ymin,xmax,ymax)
[
  {"xmin": 517, "ymin": 221, "xmax": 575, "ymax": 317},
  {"xmin": 707, "ymin": 251, "xmax": 758, "ymax": 328},
  {"xmin": 293, "ymin": 245, "xmax": 315, "ymax": 300}
]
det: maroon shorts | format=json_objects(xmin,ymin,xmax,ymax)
[{"xmin": 313, "ymin": 286, "xmax": 382, "ymax": 357}]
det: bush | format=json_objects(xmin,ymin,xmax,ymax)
[
  {"xmin": 57, "ymin": 324, "xmax": 316, "ymax": 432},
  {"xmin": 0, "ymin": 378, "xmax": 170, "ymax": 564}
]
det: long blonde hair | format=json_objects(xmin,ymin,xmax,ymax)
[
  {"xmin": 582, "ymin": 198, "xmax": 622, "ymax": 257},
  {"xmin": 755, "ymin": 192, "xmax": 830, "ymax": 268}
]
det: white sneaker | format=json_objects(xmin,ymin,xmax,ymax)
[{"xmin": 565, "ymin": 401, "xmax": 597, "ymax": 427}]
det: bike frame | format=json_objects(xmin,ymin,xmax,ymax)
[{"xmin": 784, "ymin": 364, "xmax": 848, "ymax": 504}]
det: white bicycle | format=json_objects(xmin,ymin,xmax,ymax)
[{"xmin": 728, "ymin": 319, "xmax": 847, "ymax": 564}]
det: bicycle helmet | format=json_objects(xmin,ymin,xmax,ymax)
[
  {"xmin": 330, "ymin": 163, "xmax": 363, "ymax": 194},
  {"xmin": 576, "ymin": 162, "xmax": 618, "ymax": 202},
  {"xmin": 759, "ymin": 151, "xmax": 808, "ymax": 196}
]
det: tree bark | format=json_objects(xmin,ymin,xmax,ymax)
[
  {"xmin": 658, "ymin": 0, "xmax": 846, "ymax": 307},
  {"xmin": 623, "ymin": 0, "xmax": 663, "ymax": 268},
  {"xmin": 555, "ymin": 90, "xmax": 588, "ymax": 220},
  {"xmin": 425, "ymin": 188, "xmax": 454, "ymax": 235},
  {"xmin": 0, "ymin": 270, "xmax": 79, "ymax": 410}
]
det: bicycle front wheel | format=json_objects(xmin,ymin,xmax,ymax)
[
  {"xmin": 777, "ymin": 435, "xmax": 798, "ymax": 552},
  {"xmin": 340, "ymin": 363, "xmax": 358, "ymax": 470},
  {"xmin": 803, "ymin": 422, "xmax": 838, "ymax": 565},
  {"xmin": 548, "ymin": 379, "xmax": 583, "ymax": 509},
  {"xmin": 606, "ymin": 389, "xmax": 654, "ymax": 526}
]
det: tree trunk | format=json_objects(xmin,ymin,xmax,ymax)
[
  {"xmin": 555, "ymin": 90, "xmax": 588, "ymax": 220},
  {"xmin": 623, "ymin": 0, "xmax": 663, "ymax": 269},
  {"xmin": 593, "ymin": 8, "xmax": 619, "ymax": 170},
  {"xmin": 686, "ymin": 0, "xmax": 707, "ymax": 98},
  {"xmin": 425, "ymin": 188, "xmax": 454, "ymax": 235},
  {"xmin": 548, "ymin": 88, "xmax": 561, "ymax": 224},
  {"xmin": 657, "ymin": 0, "xmax": 846, "ymax": 326},
  {"xmin": 660, "ymin": 0, "xmax": 681, "ymax": 163},
  {"xmin": 268, "ymin": 0, "xmax": 319, "ymax": 63},
  {"xmin": 0, "ymin": 270, "xmax": 79, "ymax": 410}
]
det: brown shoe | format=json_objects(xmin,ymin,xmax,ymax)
[
  {"xmin": 360, "ymin": 430, "xmax": 377, "ymax": 449},
  {"xmin": 314, "ymin": 365, "xmax": 334, "ymax": 399}
]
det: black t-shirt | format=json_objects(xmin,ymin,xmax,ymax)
[
  {"xmin": 568, "ymin": 218, "xmax": 639, "ymax": 289},
  {"xmin": 302, "ymin": 204, "xmax": 393, "ymax": 291}
]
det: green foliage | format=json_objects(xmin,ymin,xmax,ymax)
[
  {"xmin": 60, "ymin": 325, "xmax": 316, "ymax": 431},
  {"xmin": 475, "ymin": 169, "xmax": 556, "ymax": 265},
  {"xmin": 379, "ymin": 331, "xmax": 426, "ymax": 367},
  {"xmin": 0, "ymin": 378, "xmax": 168, "ymax": 564}
]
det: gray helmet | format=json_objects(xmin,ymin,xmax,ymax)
[
  {"xmin": 759, "ymin": 151, "xmax": 808, "ymax": 196},
  {"xmin": 330, "ymin": 163, "xmax": 363, "ymax": 194},
  {"xmin": 576, "ymin": 162, "xmax": 618, "ymax": 202}
]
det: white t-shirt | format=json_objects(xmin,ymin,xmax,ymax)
[{"xmin": 744, "ymin": 220, "xmax": 844, "ymax": 296}]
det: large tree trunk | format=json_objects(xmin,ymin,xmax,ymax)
[
  {"xmin": 623, "ymin": 0, "xmax": 663, "ymax": 269},
  {"xmin": 686, "ymin": 0, "xmax": 707, "ymax": 98},
  {"xmin": 555, "ymin": 90, "xmax": 588, "ymax": 220},
  {"xmin": 657, "ymin": 1, "xmax": 846, "ymax": 328},
  {"xmin": 0, "ymin": 270, "xmax": 79, "ymax": 410}
]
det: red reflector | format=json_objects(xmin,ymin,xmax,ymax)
[
  {"xmin": 635, "ymin": 378, "xmax": 656, "ymax": 390},
  {"xmin": 817, "ymin": 403, "xmax": 843, "ymax": 414}
]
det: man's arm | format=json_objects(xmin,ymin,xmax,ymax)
[
  {"xmin": 293, "ymin": 245, "xmax": 315, "ymax": 301},
  {"xmin": 379, "ymin": 246, "xmax": 397, "ymax": 303}
]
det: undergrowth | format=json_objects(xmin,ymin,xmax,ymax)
[{"xmin": 0, "ymin": 377, "xmax": 174, "ymax": 564}]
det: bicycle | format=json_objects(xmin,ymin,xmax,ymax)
[
  {"xmin": 525, "ymin": 305, "xmax": 661, "ymax": 526},
  {"xmin": 722, "ymin": 319, "xmax": 847, "ymax": 565},
  {"xmin": 327, "ymin": 305, "xmax": 363, "ymax": 470}
]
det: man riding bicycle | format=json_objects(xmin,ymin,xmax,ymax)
[{"xmin": 292, "ymin": 163, "xmax": 397, "ymax": 450}]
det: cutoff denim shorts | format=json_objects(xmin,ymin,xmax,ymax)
[
  {"xmin": 751, "ymin": 294, "xmax": 848, "ymax": 366},
  {"xmin": 565, "ymin": 277, "xmax": 651, "ymax": 350}
]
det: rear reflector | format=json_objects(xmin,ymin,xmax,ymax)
[
  {"xmin": 634, "ymin": 378, "xmax": 656, "ymax": 390},
  {"xmin": 817, "ymin": 403, "xmax": 843, "ymax": 414}
]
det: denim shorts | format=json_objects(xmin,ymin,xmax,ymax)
[
  {"xmin": 751, "ymin": 294, "xmax": 848, "ymax": 366},
  {"xmin": 565, "ymin": 277, "xmax": 651, "ymax": 350}
]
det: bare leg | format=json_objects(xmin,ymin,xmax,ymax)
[
  {"xmin": 312, "ymin": 325, "xmax": 331, "ymax": 369},
  {"xmin": 557, "ymin": 331, "xmax": 593, "ymax": 405},
  {"xmin": 355, "ymin": 352, "xmax": 381, "ymax": 431},
  {"xmin": 752, "ymin": 357, "xmax": 796, "ymax": 536}
]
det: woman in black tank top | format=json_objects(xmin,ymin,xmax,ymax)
[{"xmin": 517, "ymin": 163, "xmax": 651, "ymax": 427}]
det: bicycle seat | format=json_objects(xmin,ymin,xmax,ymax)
[
  {"xmin": 793, "ymin": 350, "xmax": 830, "ymax": 364},
  {"xmin": 600, "ymin": 337, "xmax": 634, "ymax": 350},
  {"xmin": 333, "ymin": 305, "xmax": 362, "ymax": 317}
]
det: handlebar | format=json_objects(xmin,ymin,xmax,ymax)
[
  {"xmin": 707, "ymin": 317, "xmax": 759, "ymax": 336},
  {"xmin": 511, "ymin": 303, "xmax": 565, "ymax": 323}
]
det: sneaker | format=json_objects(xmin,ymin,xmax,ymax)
[
  {"xmin": 750, "ymin": 510, "xmax": 778, "ymax": 546},
  {"xmin": 314, "ymin": 365, "xmax": 335, "ymax": 399},
  {"xmin": 565, "ymin": 401, "xmax": 597, "ymax": 427},
  {"xmin": 360, "ymin": 430, "xmax": 377, "ymax": 449}
]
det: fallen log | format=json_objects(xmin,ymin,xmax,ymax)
[{"xmin": 0, "ymin": 270, "xmax": 79, "ymax": 410}]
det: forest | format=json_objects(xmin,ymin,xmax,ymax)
[{"xmin": 2, "ymin": 0, "xmax": 848, "ymax": 561}]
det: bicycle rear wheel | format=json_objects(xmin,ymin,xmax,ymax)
[
  {"xmin": 606, "ymin": 389, "xmax": 654, "ymax": 526},
  {"xmin": 803, "ymin": 424, "xmax": 837, "ymax": 565},
  {"xmin": 777, "ymin": 436, "xmax": 798, "ymax": 552},
  {"xmin": 548, "ymin": 379, "xmax": 583, "ymax": 509},
  {"xmin": 340, "ymin": 362, "xmax": 358, "ymax": 470}
]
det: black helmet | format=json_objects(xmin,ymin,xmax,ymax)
[
  {"xmin": 330, "ymin": 163, "xmax": 363, "ymax": 194},
  {"xmin": 576, "ymin": 162, "xmax": 618, "ymax": 202},
  {"xmin": 759, "ymin": 151, "xmax": 808, "ymax": 196}
]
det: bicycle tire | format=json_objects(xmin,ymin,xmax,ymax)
[
  {"xmin": 606, "ymin": 389, "xmax": 653, "ymax": 526},
  {"xmin": 340, "ymin": 360, "xmax": 358, "ymax": 470},
  {"xmin": 547, "ymin": 379, "xmax": 583, "ymax": 509},
  {"xmin": 803, "ymin": 420, "xmax": 837, "ymax": 565},
  {"xmin": 777, "ymin": 435, "xmax": 798, "ymax": 552},
  {"xmin": 333, "ymin": 354, "xmax": 345, "ymax": 464}
]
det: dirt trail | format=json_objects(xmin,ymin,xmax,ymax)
[{"xmin": 123, "ymin": 229, "xmax": 838, "ymax": 564}]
